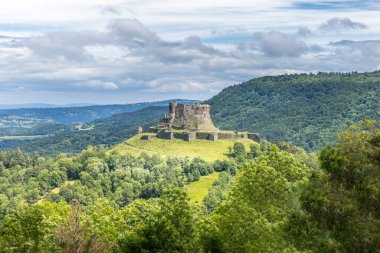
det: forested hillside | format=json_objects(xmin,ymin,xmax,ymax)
[{"xmin": 207, "ymin": 71, "xmax": 380, "ymax": 150}]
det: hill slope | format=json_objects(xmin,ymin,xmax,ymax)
[{"xmin": 207, "ymin": 71, "xmax": 380, "ymax": 150}]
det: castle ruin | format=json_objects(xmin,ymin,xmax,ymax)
[
  {"xmin": 139, "ymin": 102, "xmax": 261, "ymax": 142},
  {"xmin": 161, "ymin": 102, "xmax": 218, "ymax": 132}
]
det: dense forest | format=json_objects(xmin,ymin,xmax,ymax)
[
  {"xmin": 1, "ymin": 120, "xmax": 379, "ymax": 252},
  {"xmin": 207, "ymin": 71, "xmax": 380, "ymax": 150}
]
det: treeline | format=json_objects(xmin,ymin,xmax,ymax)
[
  {"xmin": 1, "ymin": 121, "xmax": 380, "ymax": 252},
  {"xmin": 207, "ymin": 71, "xmax": 380, "ymax": 150}
]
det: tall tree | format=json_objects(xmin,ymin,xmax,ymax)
[
  {"xmin": 217, "ymin": 147, "xmax": 308, "ymax": 252},
  {"xmin": 117, "ymin": 188, "xmax": 199, "ymax": 253},
  {"xmin": 298, "ymin": 120, "xmax": 380, "ymax": 252}
]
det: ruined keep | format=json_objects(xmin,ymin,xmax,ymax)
[
  {"xmin": 161, "ymin": 102, "xmax": 218, "ymax": 132},
  {"xmin": 139, "ymin": 102, "xmax": 261, "ymax": 142}
]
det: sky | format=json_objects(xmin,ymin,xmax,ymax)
[{"xmin": 0, "ymin": 0, "xmax": 380, "ymax": 104}]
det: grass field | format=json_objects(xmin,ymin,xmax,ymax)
[
  {"xmin": 186, "ymin": 172, "xmax": 220, "ymax": 204},
  {"xmin": 112, "ymin": 134, "xmax": 255, "ymax": 162}
]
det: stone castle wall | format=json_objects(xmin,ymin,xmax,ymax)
[
  {"xmin": 157, "ymin": 130, "xmax": 173, "ymax": 140},
  {"xmin": 218, "ymin": 132, "xmax": 235, "ymax": 140},
  {"xmin": 139, "ymin": 103, "xmax": 261, "ymax": 143},
  {"xmin": 196, "ymin": 132, "xmax": 210, "ymax": 140},
  {"xmin": 150, "ymin": 130, "xmax": 260, "ymax": 142}
]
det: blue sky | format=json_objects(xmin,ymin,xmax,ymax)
[{"xmin": 0, "ymin": 0, "xmax": 380, "ymax": 104}]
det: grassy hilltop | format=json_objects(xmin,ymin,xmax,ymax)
[{"xmin": 112, "ymin": 133, "xmax": 255, "ymax": 162}]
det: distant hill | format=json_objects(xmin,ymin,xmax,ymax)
[
  {"xmin": 0, "ymin": 106, "xmax": 167, "ymax": 155},
  {"xmin": 0, "ymin": 99, "xmax": 200, "ymax": 155},
  {"xmin": 207, "ymin": 71, "xmax": 380, "ymax": 150},
  {"xmin": 0, "ymin": 103, "xmax": 94, "ymax": 109},
  {"xmin": 0, "ymin": 99, "xmax": 198, "ymax": 125}
]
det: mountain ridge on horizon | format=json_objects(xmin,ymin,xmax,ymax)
[{"xmin": 0, "ymin": 99, "xmax": 200, "ymax": 110}]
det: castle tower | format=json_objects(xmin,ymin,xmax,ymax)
[
  {"xmin": 168, "ymin": 102, "xmax": 177, "ymax": 124},
  {"xmin": 161, "ymin": 103, "xmax": 218, "ymax": 132}
]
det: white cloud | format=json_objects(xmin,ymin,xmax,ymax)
[
  {"xmin": 81, "ymin": 80, "xmax": 120, "ymax": 90},
  {"xmin": 297, "ymin": 26, "xmax": 312, "ymax": 37},
  {"xmin": 0, "ymin": 1, "xmax": 380, "ymax": 103},
  {"xmin": 330, "ymin": 40, "xmax": 380, "ymax": 58},
  {"xmin": 319, "ymin": 17, "xmax": 368, "ymax": 32},
  {"xmin": 252, "ymin": 31, "xmax": 320, "ymax": 57}
]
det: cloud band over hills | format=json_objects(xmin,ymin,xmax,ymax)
[{"xmin": 0, "ymin": 0, "xmax": 379, "ymax": 104}]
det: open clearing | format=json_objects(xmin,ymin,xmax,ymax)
[{"xmin": 186, "ymin": 172, "xmax": 220, "ymax": 204}]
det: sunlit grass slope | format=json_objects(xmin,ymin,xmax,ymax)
[
  {"xmin": 112, "ymin": 133, "xmax": 255, "ymax": 162},
  {"xmin": 186, "ymin": 172, "xmax": 220, "ymax": 204}
]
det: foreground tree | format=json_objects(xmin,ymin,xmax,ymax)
[
  {"xmin": 296, "ymin": 120, "xmax": 380, "ymax": 252},
  {"xmin": 117, "ymin": 188, "xmax": 199, "ymax": 253},
  {"xmin": 0, "ymin": 202, "xmax": 69, "ymax": 253},
  {"xmin": 216, "ymin": 146, "xmax": 308, "ymax": 252}
]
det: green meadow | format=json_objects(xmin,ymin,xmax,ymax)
[{"xmin": 112, "ymin": 133, "xmax": 255, "ymax": 163}]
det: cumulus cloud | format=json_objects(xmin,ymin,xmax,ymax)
[
  {"xmin": 297, "ymin": 26, "xmax": 312, "ymax": 37},
  {"xmin": 109, "ymin": 19, "xmax": 159, "ymax": 47},
  {"xmin": 26, "ymin": 31, "xmax": 108, "ymax": 62},
  {"xmin": 99, "ymin": 5, "xmax": 122, "ymax": 15},
  {"xmin": 1, "ymin": 15, "xmax": 380, "ymax": 104},
  {"xmin": 3, "ymin": 18, "xmax": 232, "ymax": 98},
  {"xmin": 330, "ymin": 40, "xmax": 380, "ymax": 57},
  {"xmin": 252, "ymin": 31, "xmax": 320, "ymax": 57},
  {"xmin": 83, "ymin": 80, "xmax": 120, "ymax": 90},
  {"xmin": 319, "ymin": 17, "xmax": 368, "ymax": 32},
  {"xmin": 1, "ymin": 0, "xmax": 380, "ymax": 104},
  {"xmin": 23, "ymin": 19, "xmax": 224, "ymax": 65}
]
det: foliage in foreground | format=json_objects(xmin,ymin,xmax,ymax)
[
  {"xmin": 291, "ymin": 120, "xmax": 380, "ymax": 252},
  {"xmin": 1, "ymin": 121, "xmax": 380, "ymax": 252},
  {"xmin": 0, "ymin": 146, "xmax": 313, "ymax": 252}
]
